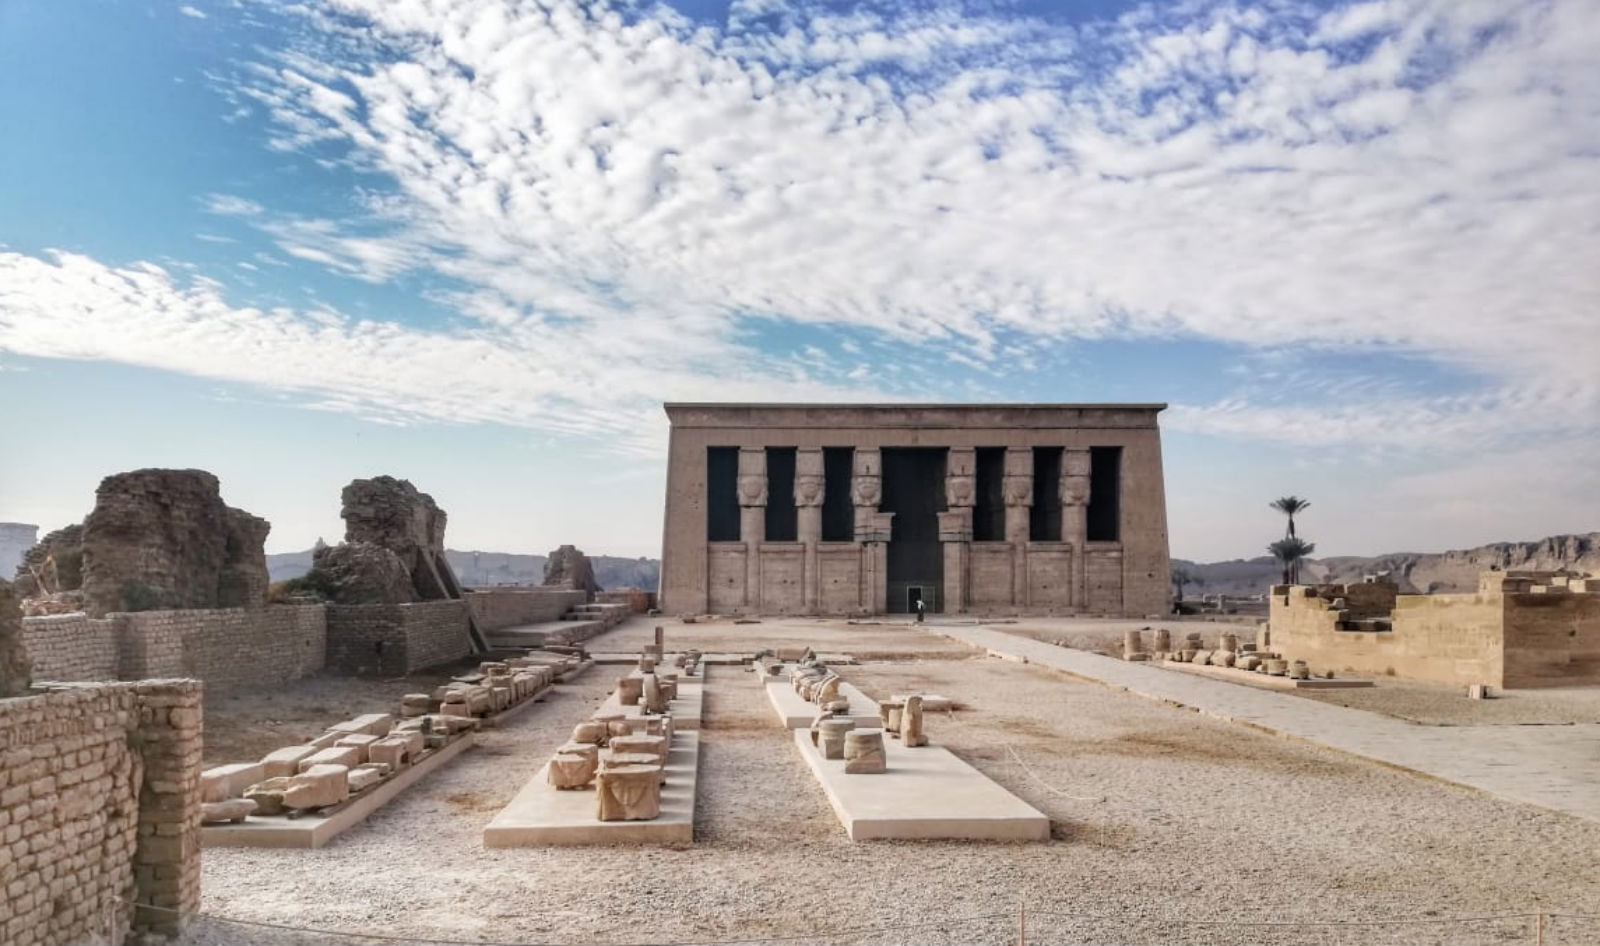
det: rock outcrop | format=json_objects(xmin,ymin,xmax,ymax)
[
  {"xmin": 78, "ymin": 469, "xmax": 271, "ymax": 617},
  {"xmin": 0, "ymin": 579, "xmax": 32, "ymax": 697},
  {"xmin": 308, "ymin": 542, "xmax": 418, "ymax": 605},
  {"xmin": 543, "ymin": 545, "xmax": 602, "ymax": 600}
]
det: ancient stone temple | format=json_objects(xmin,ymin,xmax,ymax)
[{"xmin": 658, "ymin": 404, "xmax": 1171, "ymax": 616}]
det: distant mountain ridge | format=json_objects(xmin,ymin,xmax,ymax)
[
  {"xmin": 266, "ymin": 548, "xmax": 660, "ymax": 592},
  {"xmin": 1175, "ymin": 532, "xmax": 1600, "ymax": 597}
]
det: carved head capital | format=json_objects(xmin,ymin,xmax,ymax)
[
  {"xmin": 851, "ymin": 475, "xmax": 881, "ymax": 508},
  {"xmin": 1059, "ymin": 475, "xmax": 1090, "ymax": 507},
  {"xmin": 794, "ymin": 474, "xmax": 825, "ymax": 507},
  {"xmin": 1003, "ymin": 475, "xmax": 1033, "ymax": 507},
  {"xmin": 945, "ymin": 474, "xmax": 975, "ymax": 508},
  {"xmin": 737, "ymin": 475, "xmax": 768, "ymax": 507}
]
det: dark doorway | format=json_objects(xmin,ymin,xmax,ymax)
[
  {"xmin": 1030, "ymin": 446, "xmax": 1063, "ymax": 541},
  {"xmin": 821, "ymin": 447, "xmax": 855, "ymax": 541},
  {"xmin": 706, "ymin": 447, "xmax": 739, "ymax": 541},
  {"xmin": 882, "ymin": 447, "xmax": 945, "ymax": 612},
  {"xmin": 972, "ymin": 447, "xmax": 1005, "ymax": 541},
  {"xmin": 765, "ymin": 447, "xmax": 797, "ymax": 541},
  {"xmin": 1087, "ymin": 446, "xmax": 1122, "ymax": 541}
]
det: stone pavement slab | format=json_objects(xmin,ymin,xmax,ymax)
[{"xmin": 933, "ymin": 624, "xmax": 1600, "ymax": 825}]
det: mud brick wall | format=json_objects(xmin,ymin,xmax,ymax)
[
  {"xmin": 20, "ymin": 613, "xmax": 119, "ymax": 681},
  {"xmin": 594, "ymin": 588, "xmax": 656, "ymax": 613},
  {"xmin": 114, "ymin": 606, "xmax": 326, "ymax": 691},
  {"xmin": 465, "ymin": 588, "xmax": 586, "ymax": 631},
  {"xmin": 326, "ymin": 600, "xmax": 471, "ymax": 675},
  {"xmin": 0, "ymin": 680, "xmax": 202, "ymax": 945}
]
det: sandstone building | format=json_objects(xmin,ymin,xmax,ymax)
[{"xmin": 659, "ymin": 403, "xmax": 1171, "ymax": 616}]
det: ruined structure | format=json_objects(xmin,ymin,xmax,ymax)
[
  {"xmin": 659, "ymin": 403, "xmax": 1171, "ymax": 616},
  {"xmin": 307, "ymin": 476, "xmax": 467, "ymax": 605},
  {"xmin": 0, "ymin": 522, "xmax": 37, "ymax": 581},
  {"xmin": 1269, "ymin": 572, "xmax": 1600, "ymax": 688},
  {"xmin": 75, "ymin": 469, "xmax": 270, "ymax": 617},
  {"xmin": 0, "ymin": 578, "xmax": 31, "ymax": 697},
  {"xmin": 12, "ymin": 523, "xmax": 83, "ymax": 598},
  {"xmin": 544, "ymin": 544, "xmax": 602, "ymax": 600}
]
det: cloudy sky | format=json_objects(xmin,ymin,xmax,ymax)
[{"xmin": 1, "ymin": 0, "xmax": 1596, "ymax": 562}]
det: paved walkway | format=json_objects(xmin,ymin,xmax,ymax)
[{"xmin": 933, "ymin": 624, "xmax": 1600, "ymax": 825}]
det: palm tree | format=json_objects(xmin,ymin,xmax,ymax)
[
  {"xmin": 1269, "ymin": 496, "xmax": 1311, "ymax": 539},
  {"xmin": 1170, "ymin": 567, "xmax": 1205, "ymax": 603},
  {"xmin": 1268, "ymin": 537, "xmax": 1316, "ymax": 585}
]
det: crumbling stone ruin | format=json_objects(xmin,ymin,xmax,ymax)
[
  {"xmin": 0, "ymin": 578, "xmax": 32, "ymax": 697},
  {"xmin": 77, "ymin": 469, "xmax": 271, "ymax": 617},
  {"xmin": 544, "ymin": 544, "xmax": 602, "ymax": 600},
  {"xmin": 304, "ymin": 476, "xmax": 462, "ymax": 605},
  {"xmin": 12, "ymin": 523, "xmax": 83, "ymax": 599}
]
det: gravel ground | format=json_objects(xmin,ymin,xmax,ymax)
[
  {"xmin": 181, "ymin": 622, "xmax": 1600, "ymax": 946},
  {"xmin": 1288, "ymin": 675, "xmax": 1600, "ymax": 726},
  {"xmin": 598, "ymin": 616, "xmax": 977, "ymax": 660},
  {"xmin": 988, "ymin": 618, "xmax": 1260, "ymax": 658}
]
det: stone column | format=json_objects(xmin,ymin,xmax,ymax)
[
  {"xmin": 851, "ymin": 449, "xmax": 890, "ymax": 614},
  {"xmin": 795, "ymin": 448, "xmax": 825, "ymax": 614},
  {"xmin": 737, "ymin": 448, "xmax": 767, "ymax": 612},
  {"xmin": 941, "ymin": 448, "xmax": 976, "ymax": 614},
  {"xmin": 1061, "ymin": 449, "xmax": 1091, "ymax": 612},
  {"xmin": 1003, "ymin": 448, "xmax": 1033, "ymax": 609}
]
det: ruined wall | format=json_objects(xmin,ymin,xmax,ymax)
[
  {"xmin": 1500, "ymin": 584, "xmax": 1600, "ymax": 688},
  {"xmin": 79, "ymin": 469, "xmax": 270, "ymax": 617},
  {"xmin": 0, "ymin": 680, "xmax": 202, "ymax": 945},
  {"xmin": 325, "ymin": 601, "xmax": 471, "ymax": 676},
  {"xmin": 113, "ymin": 607, "xmax": 326, "ymax": 691},
  {"xmin": 17, "ymin": 606, "xmax": 326, "ymax": 691},
  {"xmin": 465, "ymin": 588, "xmax": 587, "ymax": 631},
  {"xmin": 12, "ymin": 524, "xmax": 83, "ymax": 599},
  {"xmin": 594, "ymin": 588, "xmax": 656, "ymax": 614},
  {"xmin": 20, "ymin": 613, "xmax": 119, "ymax": 682},
  {"xmin": 543, "ymin": 544, "xmax": 601, "ymax": 600},
  {"xmin": 1, "ymin": 579, "xmax": 29, "ymax": 697}
]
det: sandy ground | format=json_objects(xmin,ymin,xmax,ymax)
[
  {"xmin": 598, "ymin": 615, "xmax": 978, "ymax": 660},
  {"xmin": 180, "ymin": 618, "xmax": 1600, "ymax": 946},
  {"xmin": 988, "ymin": 617, "xmax": 1261, "ymax": 658},
  {"xmin": 204, "ymin": 661, "xmax": 478, "ymax": 765},
  {"xmin": 1287, "ymin": 675, "xmax": 1600, "ymax": 726}
]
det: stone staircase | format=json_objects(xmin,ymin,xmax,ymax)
[{"xmin": 485, "ymin": 601, "xmax": 631, "ymax": 649}]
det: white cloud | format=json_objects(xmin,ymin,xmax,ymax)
[
  {"xmin": 4, "ymin": 0, "xmax": 1598, "ymax": 465},
  {"xmin": 179, "ymin": 5, "xmax": 207, "ymax": 19}
]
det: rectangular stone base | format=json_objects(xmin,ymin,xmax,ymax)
[
  {"xmin": 765, "ymin": 676, "xmax": 880, "ymax": 729},
  {"xmin": 594, "ymin": 680, "xmax": 705, "ymax": 730},
  {"xmin": 1163, "ymin": 660, "xmax": 1375, "ymax": 690},
  {"xmin": 202, "ymin": 734, "xmax": 477, "ymax": 849},
  {"xmin": 483, "ymin": 731, "xmax": 700, "ymax": 846},
  {"xmin": 792, "ymin": 730, "xmax": 1049, "ymax": 841}
]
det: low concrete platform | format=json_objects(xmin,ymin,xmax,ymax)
[
  {"xmin": 203, "ymin": 734, "xmax": 477, "ymax": 849},
  {"xmin": 594, "ymin": 679, "xmax": 705, "ymax": 730},
  {"xmin": 483, "ymin": 731, "xmax": 701, "ymax": 846},
  {"xmin": 1163, "ymin": 659, "xmax": 1374, "ymax": 690},
  {"xmin": 792, "ymin": 730, "xmax": 1049, "ymax": 841},
  {"xmin": 765, "ymin": 674, "xmax": 880, "ymax": 729}
]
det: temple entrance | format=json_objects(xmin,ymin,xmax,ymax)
[{"xmin": 882, "ymin": 447, "xmax": 945, "ymax": 613}]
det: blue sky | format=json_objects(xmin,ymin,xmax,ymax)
[{"xmin": 1, "ymin": 0, "xmax": 1596, "ymax": 562}]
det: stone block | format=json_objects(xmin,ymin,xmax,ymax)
[
  {"xmin": 200, "ymin": 799, "xmax": 256, "ymax": 824},
  {"xmin": 367, "ymin": 737, "xmax": 411, "ymax": 770},
  {"xmin": 298, "ymin": 746, "xmax": 361, "ymax": 772},
  {"xmin": 281, "ymin": 765, "xmax": 349, "ymax": 810},
  {"xmin": 334, "ymin": 733, "xmax": 380, "ymax": 763},
  {"xmin": 260, "ymin": 746, "xmax": 319, "ymax": 779}
]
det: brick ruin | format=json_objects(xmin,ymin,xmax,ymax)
[
  {"xmin": 306, "ymin": 477, "xmax": 465, "ymax": 604},
  {"xmin": 12, "ymin": 471, "xmax": 272, "ymax": 619},
  {"xmin": 80, "ymin": 469, "xmax": 271, "ymax": 617},
  {"xmin": 1, "ymin": 578, "xmax": 32, "ymax": 697},
  {"xmin": 544, "ymin": 544, "xmax": 602, "ymax": 601},
  {"xmin": 1268, "ymin": 571, "xmax": 1600, "ymax": 688}
]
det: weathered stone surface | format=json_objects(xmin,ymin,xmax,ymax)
[
  {"xmin": 201, "ymin": 798, "xmax": 257, "ymax": 824},
  {"xmin": 843, "ymin": 729, "xmax": 888, "ymax": 774},
  {"xmin": 260, "ymin": 745, "xmax": 320, "ymax": 779},
  {"xmin": 596, "ymin": 764, "xmax": 662, "ymax": 820},
  {"xmin": 78, "ymin": 469, "xmax": 270, "ymax": 617},
  {"xmin": 282, "ymin": 764, "xmax": 350, "ymax": 809},
  {"xmin": 543, "ymin": 544, "xmax": 602, "ymax": 598},
  {"xmin": 309, "ymin": 541, "xmax": 418, "ymax": 604},
  {"xmin": 11, "ymin": 523, "xmax": 81, "ymax": 598},
  {"xmin": 0, "ymin": 579, "xmax": 32, "ymax": 697}
]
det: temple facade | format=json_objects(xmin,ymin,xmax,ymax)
[{"xmin": 658, "ymin": 403, "xmax": 1171, "ymax": 617}]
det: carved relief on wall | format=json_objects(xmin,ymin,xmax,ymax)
[
  {"xmin": 945, "ymin": 475, "xmax": 975, "ymax": 508},
  {"xmin": 851, "ymin": 476, "xmax": 881, "ymax": 508},
  {"xmin": 1059, "ymin": 476, "xmax": 1090, "ymax": 507}
]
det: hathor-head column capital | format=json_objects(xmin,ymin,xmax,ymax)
[
  {"xmin": 794, "ymin": 448, "xmax": 825, "ymax": 508},
  {"xmin": 737, "ymin": 447, "xmax": 767, "ymax": 507},
  {"xmin": 1060, "ymin": 448, "xmax": 1091, "ymax": 507},
  {"xmin": 1003, "ymin": 447, "xmax": 1033, "ymax": 507}
]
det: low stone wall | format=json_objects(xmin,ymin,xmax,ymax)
[
  {"xmin": 595, "ymin": 588, "xmax": 656, "ymax": 613},
  {"xmin": 1269, "ymin": 575, "xmax": 1600, "ymax": 688},
  {"xmin": 0, "ymin": 680, "xmax": 202, "ymax": 945},
  {"xmin": 19, "ymin": 605, "xmax": 327, "ymax": 692},
  {"xmin": 21, "ymin": 612, "xmax": 119, "ymax": 681},
  {"xmin": 326, "ymin": 600, "xmax": 472, "ymax": 675},
  {"xmin": 465, "ymin": 587, "xmax": 587, "ymax": 631}
]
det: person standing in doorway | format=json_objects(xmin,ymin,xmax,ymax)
[{"xmin": 915, "ymin": 596, "xmax": 926, "ymax": 624}]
